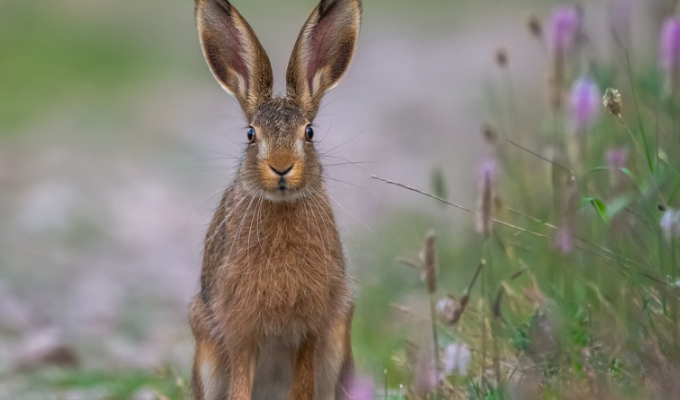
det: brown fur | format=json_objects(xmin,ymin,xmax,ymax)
[{"xmin": 190, "ymin": 1, "xmax": 362, "ymax": 399}]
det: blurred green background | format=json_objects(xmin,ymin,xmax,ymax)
[{"xmin": 0, "ymin": 0, "xmax": 675, "ymax": 398}]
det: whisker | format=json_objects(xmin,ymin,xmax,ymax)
[
  {"xmin": 226, "ymin": 192, "xmax": 259, "ymax": 264},
  {"xmin": 247, "ymin": 192, "xmax": 263, "ymax": 270},
  {"xmin": 204, "ymin": 193, "xmax": 249, "ymax": 255},
  {"xmin": 312, "ymin": 188, "xmax": 361, "ymax": 249},
  {"xmin": 318, "ymin": 128, "xmax": 370, "ymax": 156},
  {"xmin": 316, "ymin": 122, "xmax": 334, "ymax": 145},
  {"xmin": 321, "ymin": 156, "xmax": 374, "ymax": 175},
  {"xmin": 301, "ymin": 200, "xmax": 313, "ymax": 267},
  {"xmin": 306, "ymin": 192, "xmax": 331, "ymax": 257},
  {"xmin": 323, "ymin": 161, "xmax": 378, "ymax": 167},
  {"xmin": 325, "ymin": 190, "xmax": 377, "ymax": 238},
  {"xmin": 324, "ymin": 176, "xmax": 383, "ymax": 199}
]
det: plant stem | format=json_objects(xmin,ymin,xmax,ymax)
[{"xmin": 429, "ymin": 294, "xmax": 440, "ymax": 400}]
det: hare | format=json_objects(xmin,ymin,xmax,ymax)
[{"xmin": 189, "ymin": 0, "xmax": 362, "ymax": 399}]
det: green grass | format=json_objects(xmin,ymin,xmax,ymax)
[
  {"xmin": 0, "ymin": 1, "xmax": 192, "ymax": 130},
  {"xmin": 20, "ymin": 368, "xmax": 188, "ymax": 400}
]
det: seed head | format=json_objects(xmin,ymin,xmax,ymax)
[
  {"xmin": 476, "ymin": 158, "xmax": 498, "ymax": 239},
  {"xmin": 602, "ymin": 88, "xmax": 622, "ymax": 117},
  {"xmin": 437, "ymin": 295, "xmax": 469, "ymax": 326},
  {"xmin": 527, "ymin": 13, "xmax": 543, "ymax": 39},
  {"xmin": 481, "ymin": 123, "xmax": 499, "ymax": 144},
  {"xmin": 495, "ymin": 48, "xmax": 509, "ymax": 68},
  {"xmin": 423, "ymin": 232, "xmax": 436, "ymax": 294}
]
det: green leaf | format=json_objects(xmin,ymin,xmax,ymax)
[
  {"xmin": 589, "ymin": 198, "xmax": 608, "ymax": 223},
  {"xmin": 606, "ymin": 196, "xmax": 634, "ymax": 221}
]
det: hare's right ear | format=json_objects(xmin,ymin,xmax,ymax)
[
  {"xmin": 196, "ymin": 0, "xmax": 273, "ymax": 119},
  {"xmin": 286, "ymin": 0, "xmax": 362, "ymax": 120}
]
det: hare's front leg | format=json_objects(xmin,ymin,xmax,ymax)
[
  {"xmin": 189, "ymin": 296, "xmax": 230, "ymax": 400},
  {"xmin": 225, "ymin": 341, "xmax": 258, "ymax": 400},
  {"xmin": 288, "ymin": 335, "xmax": 317, "ymax": 400},
  {"xmin": 192, "ymin": 337, "xmax": 229, "ymax": 400},
  {"xmin": 316, "ymin": 310, "xmax": 355, "ymax": 400}
]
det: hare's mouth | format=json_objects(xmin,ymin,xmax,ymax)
[
  {"xmin": 261, "ymin": 186, "xmax": 305, "ymax": 203},
  {"xmin": 278, "ymin": 178, "xmax": 288, "ymax": 192}
]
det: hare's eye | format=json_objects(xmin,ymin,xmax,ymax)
[
  {"xmin": 305, "ymin": 125, "xmax": 314, "ymax": 141},
  {"xmin": 247, "ymin": 126, "xmax": 256, "ymax": 143}
]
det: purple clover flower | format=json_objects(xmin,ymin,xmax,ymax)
[
  {"xmin": 661, "ymin": 16, "xmax": 680, "ymax": 75},
  {"xmin": 555, "ymin": 225, "xmax": 574, "ymax": 254},
  {"xmin": 477, "ymin": 157, "xmax": 499, "ymax": 184},
  {"xmin": 548, "ymin": 5, "xmax": 581, "ymax": 56},
  {"xmin": 443, "ymin": 343, "xmax": 471, "ymax": 376},
  {"xmin": 568, "ymin": 77, "xmax": 601, "ymax": 133},
  {"xmin": 606, "ymin": 147, "xmax": 629, "ymax": 170},
  {"xmin": 345, "ymin": 375, "xmax": 376, "ymax": 400}
]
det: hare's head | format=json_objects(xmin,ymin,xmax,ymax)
[{"xmin": 196, "ymin": 0, "xmax": 361, "ymax": 202}]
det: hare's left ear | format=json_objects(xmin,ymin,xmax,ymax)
[
  {"xmin": 286, "ymin": 0, "xmax": 362, "ymax": 120},
  {"xmin": 196, "ymin": 0, "xmax": 274, "ymax": 119}
]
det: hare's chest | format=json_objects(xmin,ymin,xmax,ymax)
[
  {"xmin": 227, "ymin": 240, "xmax": 343, "ymax": 330},
  {"xmin": 221, "ymin": 200, "xmax": 347, "ymax": 330}
]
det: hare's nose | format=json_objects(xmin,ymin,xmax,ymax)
[{"xmin": 269, "ymin": 164, "xmax": 294, "ymax": 177}]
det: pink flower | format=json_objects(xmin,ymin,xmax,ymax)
[
  {"xmin": 606, "ymin": 147, "xmax": 629, "ymax": 170},
  {"xmin": 555, "ymin": 225, "xmax": 574, "ymax": 255},
  {"xmin": 568, "ymin": 77, "xmax": 601, "ymax": 133},
  {"xmin": 477, "ymin": 157, "xmax": 499, "ymax": 184},
  {"xmin": 443, "ymin": 343, "xmax": 471, "ymax": 376},
  {"xmin": 548, "ymin": 5, "xmax": 582, "ymax": 56},
  {"xmin": 345, "ymin": 375, "xmax": 375, "ymax": 400},
  {"xmin": 437, "ymin": 297, "xmax": 456, "ymax": 322},
  {"xmin": 661, "ymin": 16, "xmax": 680, "ymax": 74}
]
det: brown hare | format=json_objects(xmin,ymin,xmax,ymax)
[{"xmin": 189, "ymin": 0, "xmax": 362, "ymax": 399}]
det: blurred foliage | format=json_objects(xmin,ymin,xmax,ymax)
[
  {"xmin": 352, "ymin": 33, "xmax": 680, "ymax": 400},
  {"xmin": 21, "ymin": 368, "xmax": 189, "ymax": 400},
  {"xmin": 0, "ymin": 2, "xmax": 186, "ymax": 129}
]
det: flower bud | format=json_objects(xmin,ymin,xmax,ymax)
[{"xmin": 568, "ymin": 77, "xmax": 601, "ymax": 133}]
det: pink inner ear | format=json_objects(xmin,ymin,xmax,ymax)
[
  {"xmin": 305, "ymin": 6, "xmax": 338, "ymax": 92},
  {"xmin": 225, "ymin": 20, "xmax": 249, "ymax": 88}
]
